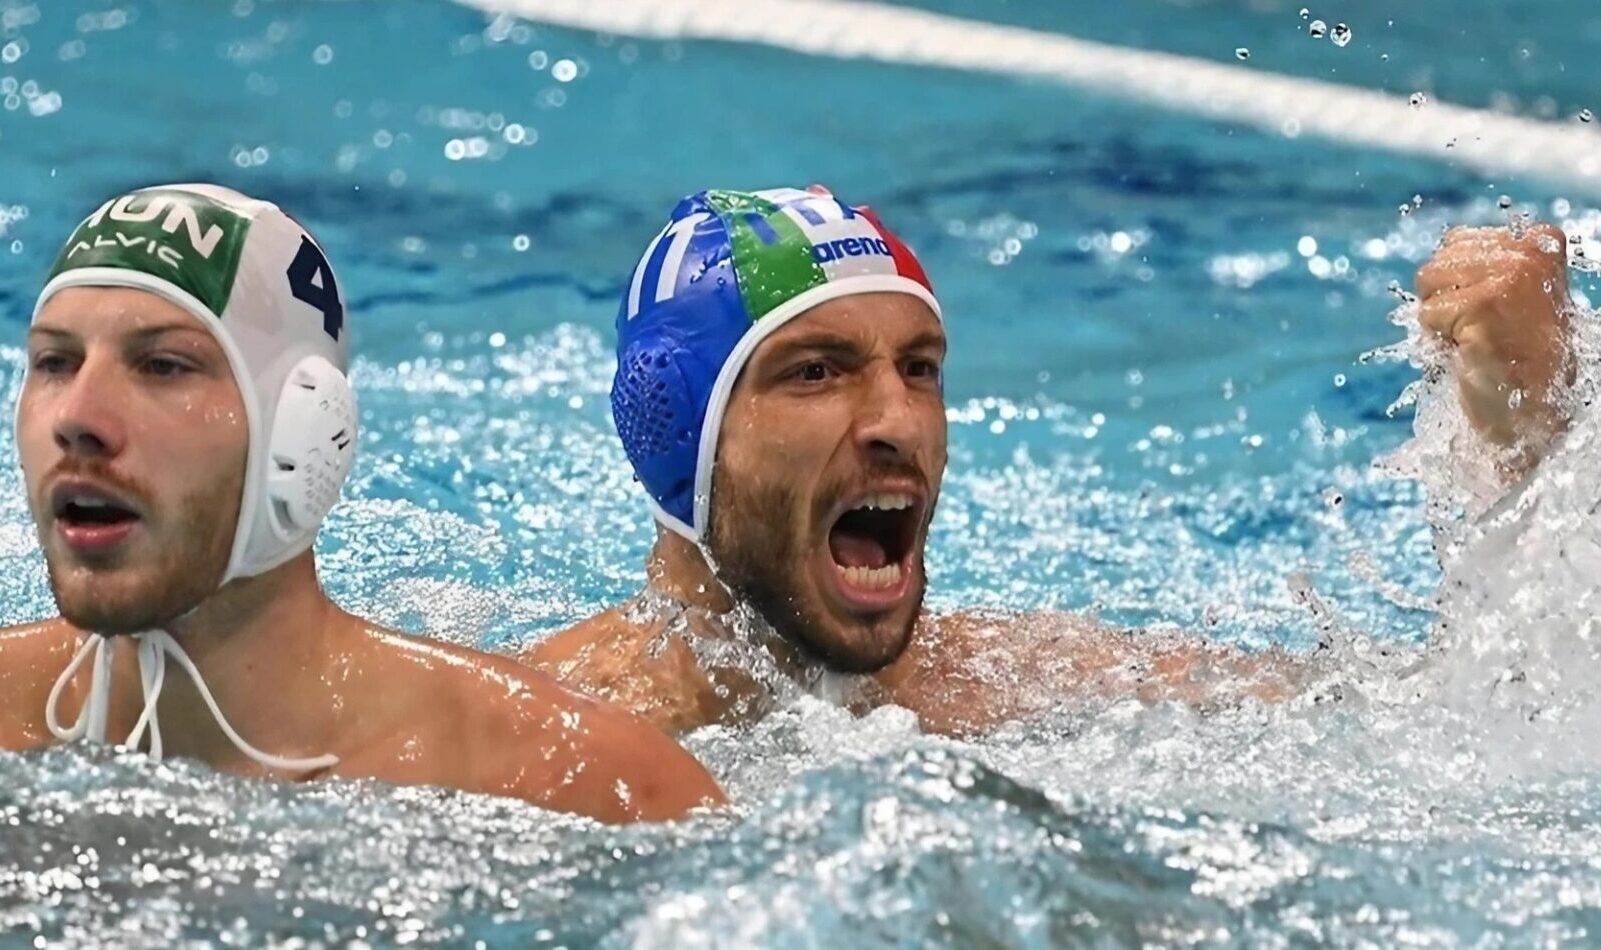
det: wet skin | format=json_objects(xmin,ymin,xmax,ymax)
[
  {"xmin": 0, "ymin": 287, "xmax": 724, "ymax": 822},
  {"xmin": 1415, "ymin": 223, "xmax": 1575, "ymax": 476},
  {"xmin": 528, "ymin": 293, "xmax": 1299, "ymax": 735}
]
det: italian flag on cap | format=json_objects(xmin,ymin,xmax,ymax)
[{"xmin": 703, "ymin": 186, "xmax": 935, "ymax": 324}]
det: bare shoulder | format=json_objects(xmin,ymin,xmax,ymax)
[
  {"xmin": 352, "ymin": 623, "xmax": 726, "ymax": 822},
  {"xmin": 880, "ymin": 608, "xmax": 1105, "ymax": 682},
  {"xmin": 521, "ymin": 607, "xmax": 632, "ymax": 671},
  {"xmin": 877, "ymin": 609, "xmax": 1297, "ymax": 734},
  {"xmin": 519, "ymin": 606, "xmax": 722, "ymax": 735},
  {"xmin": 0, "ymin": 617, "xmax": 84, "ymax": 749},
  {"xmin": 0, "ymin": 616, "xmax": 83, "ymax": 659}
]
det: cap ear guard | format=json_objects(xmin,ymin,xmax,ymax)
[
  {"xmin": 263, "ymin": 355, "xmax": 356, "ymax": 547},
  {"xmin": 612, "ymin": 339, "xmax": 701, "ymax": 537}
]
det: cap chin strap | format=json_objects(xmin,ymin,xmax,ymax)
[{"xmin": 44, "ymin": 630, "xmax": 339, "ymax": 775}]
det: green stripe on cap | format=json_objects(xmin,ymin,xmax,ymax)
[
  {"xmin": 47, "ymin": 189, "xmax": 252, "ymax": 318},
  {"xmin": 703, "ymin": 190, "xmax": 827, "ymax": 321}
]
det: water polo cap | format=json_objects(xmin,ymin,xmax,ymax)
[
  {"xmin": 31, "ymin": 184, "xmax": 353, "ymax": 775},
  {"xmin": 29, "ymin": 183, "xmax": 356, "ymax": 584},
  {"xmin": 613, "ymin": 186, "xmax": 940, "ymax": 542}
]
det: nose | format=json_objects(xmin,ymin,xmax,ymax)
[
  {"xmin": 852, "ymin": 362, "xmax": 925, "ymax": 462},
  {"xmin": 50, "ymin": 357, "xmax": 128, "ymax": 460}
]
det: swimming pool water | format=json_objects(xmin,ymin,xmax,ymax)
[{"xmin": 4, "ymin": 0, "xmax": 1601, "ymax": 944}]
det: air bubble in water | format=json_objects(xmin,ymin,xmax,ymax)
[
  {"xmin": 1333, "ymin": 374, "xmax": 1347, "ymax": 388},
  {"xmin": 1235, "ymin": 47, "xmax": 1250, "ymax": 60},
  {"xmin": 1498, "ymin": 195, "xmax": 1513, "ymax": 210},
  {"xmin": 1331, "ymin": 23, "xmax": 1352, "ymax": 46},
  {"xmin": 1581, "ymin": 109, "xmax": 1595, "ymax": 123},
  {"xmin": 1309, "ymin": 19, "xmax": 1328, "ymax": 38},
  {"xmin": 1410, "ymin": 92, "xmax": 1428, "ymax": 108}
]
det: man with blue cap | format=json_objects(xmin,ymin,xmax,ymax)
[
  {"xmin": 525, "ymin": 186, "xmax": 1303, "ymax": 733},
  {"xmin": 0, "ymin": 184, "xmax": 723, "ymax": 821},
  {"xmin": 527, "ymin": 187, "xmax": 1579, "ymax": 735}
]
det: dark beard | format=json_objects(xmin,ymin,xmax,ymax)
[{"xmin": 706, "ymin": 467, "xmax": 922, "ymax": 674}]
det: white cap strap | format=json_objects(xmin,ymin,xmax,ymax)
[{"xmin": 44, "ymin": 632, "xmax": 338, "ymax": 776}]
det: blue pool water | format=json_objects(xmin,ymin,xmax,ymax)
[{"xmin": 4, "ymin": 0, "xmax": 1601, "ymax": 944}]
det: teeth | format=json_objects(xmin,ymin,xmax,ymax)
[
  {"xmin": 858, "ymin": 493, "xmax": 912, "ymax": 512},
  {"xmin": 838, "ymin": 562, "xmax": 903, "ymax": 591},
  {"xmin": 70, "ymin": 495, "xmax": 109, "ymax": 508}
]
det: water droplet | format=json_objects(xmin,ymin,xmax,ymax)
[
  {"xmin": 1331, "ymin": 23, "xmax": 1352, "ymax": 46},
  {"xmin": 1299, "ymin": 7, "xmax": 1310, "ymax": 19},
  {"xmin": 1412, "ymin": 194, "xmax": 1424, "ymax": 207},
  {"xmin": 1323, "ymin": 487, "xmax": 1345, "ymax": 508},
  {"xmin": 1498, "ymin": 195, "xmax": 1513, "ymax": 210},
  {"xmin": 1308, "ymin": 19, "xmax": 1328, "ymax": 38},
  {"xmin": 1581, "ymin": 109, "xmax": 1594, "ymax": 123},
  {"xmin": 1410, "ymin": 92, "xmax": 1428, "ymax": 108},
  {"xmin": 1235, "ymin": 47, "xmax": 1250, "ymax": 60},
  {"xmin": 1333, "ymin": 374, "xmax": 1347, "ymax": 388},
  {"xmin": 1398, "ymin": 203, "xmax": 1412, "ymax": 216},
  {"xmin": 512, "ymin": 234, "xmax": 530, "ymax": 251},
  {"xmin": 1508, "ymin": 389, "xmax": 1524, "ymax": 409}
]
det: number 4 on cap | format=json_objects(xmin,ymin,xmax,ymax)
[{"xmin": 287, "ymin": 237, "xmax": 344, "ymax": 342}]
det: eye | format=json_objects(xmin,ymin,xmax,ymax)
[
  {"xmin": 793, "ymin": 361, "xmax": 834, "ymax": 383},
  {"xmin": 29, "ymin": 352, "xmax": 73, "ymax": 376},
  {"xmin": 905, "ymin": 358, "xmax": 942, "ymax": 381},
  {"xmin": 140, "ymin": 355, "xmax": 195, "ymax": 378}
]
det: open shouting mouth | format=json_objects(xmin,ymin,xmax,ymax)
[{"xmin": 824, "ymin": 489, "xmax": 925, "ymax": 610}]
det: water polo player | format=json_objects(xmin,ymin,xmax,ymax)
[
  {"xmin": 0, "ymin": 184, "xmax": 722, "ymax": 822},
  {"xmin": 523, "ymin": 187, "xmax": 1304, "ymax": 732}
]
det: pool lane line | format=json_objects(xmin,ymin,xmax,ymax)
[{"xmin": 456, "ymin": 0, "xmax": 1601, "ymax": 194}]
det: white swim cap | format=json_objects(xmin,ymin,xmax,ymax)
[{"xmin": 29, "ymin": 183, "xmax": 357, "ymax": 585}]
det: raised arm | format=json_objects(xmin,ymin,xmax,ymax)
[{"xmin": 1414, "ymin": 224, "xmax": 1576, "ymax": 476}]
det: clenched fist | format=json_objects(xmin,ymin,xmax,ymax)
[{"xmin": 1414, "ymin": 224, "xmax": 1575, "ymax": 460}]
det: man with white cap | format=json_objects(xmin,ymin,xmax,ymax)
[{"xmin": 0, "ymin": 184, "xmax": 723, "ymax": 822}]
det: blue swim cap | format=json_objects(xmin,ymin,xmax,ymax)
[{"xmin": 612, "ymin": 187, "xmax": 941, "ymax": 541}]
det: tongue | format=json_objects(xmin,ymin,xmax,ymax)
[{"xmin": 829, "ymin": 529, "xmax": 889, "ymax": 569}]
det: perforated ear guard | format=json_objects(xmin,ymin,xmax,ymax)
[
  {"xmin": 612, "ymin": 339, "xmax": 702, "ymax": 527},
  {"xmin": 263, "ymin": 355, "xmax": 356, "ymax": 545}
]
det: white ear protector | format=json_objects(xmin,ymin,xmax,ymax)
[{"xmin": 264, "ymin": 355, "xmax": 358, "ymax": 547}]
